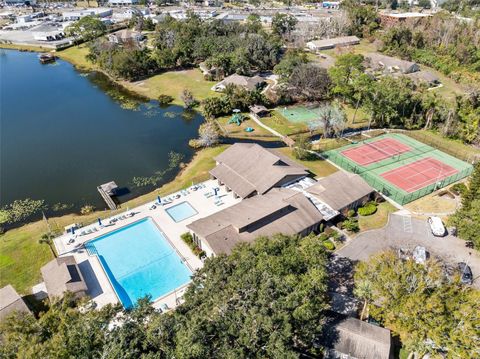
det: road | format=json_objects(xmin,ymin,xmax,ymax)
[{"xmin": 336, "ymin": 213, "xmax": 480, "ymax": 288}]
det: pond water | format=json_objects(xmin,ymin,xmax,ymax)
[{"xmin": 0, "ymin": 49, "xmax": 203, "ymax": 213}]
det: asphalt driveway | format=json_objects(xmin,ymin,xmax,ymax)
[{"xmin": 336, "ymin": 213, "xmax": 480, "ymax": 288}]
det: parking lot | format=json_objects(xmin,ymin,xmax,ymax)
[{"xmin": 336, "ymin": 213, "xmax": 480, "ymax": 288}]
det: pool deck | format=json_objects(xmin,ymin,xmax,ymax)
[{"xmin": 53, "ymin": 179, "xmax": 241, "ymax": 308}]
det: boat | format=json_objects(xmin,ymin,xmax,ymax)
[{"xmin": 38, "ymin": 53, "xmax": 56, "ymax": 64}]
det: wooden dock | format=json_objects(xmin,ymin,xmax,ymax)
[{"xmin": 97, "ymin": 181, "xmax": 118, "ymax": 210}]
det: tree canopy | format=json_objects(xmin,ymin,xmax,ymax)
[{"xmin": 355, "ymin": 251, "xmax": 480, "ymax": 357}]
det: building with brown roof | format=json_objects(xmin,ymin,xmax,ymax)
[
  {"xmin": 41, "ymin": 256, "xmax": 88, "ymax": 301},
  {"xmin": 212, "ymin": 74, "xmax": 266, "ymax": 92},
  {"xmin": 306, "ymin": 171, "xmax": 374, "ymax": 215},
  {"xmin": 306, "ymin": 36, "xmax": 360, "ymax": 52},
  {"xmin": 210, "ymin": 143, "xmax": 309, "ymax": 198},
  {"xmin": 0, "ymin": 285, "xmax": 31, "ymax": 322},
  {"xmin": 320, "ymin": 315, "xmax": 393, "ymax": 359},
  {"xmin": 187, "ymin": 188, "xmax": 323, "ymax": 256},
  {"xmin": 380, "ymin": 12, "xmax": 431, "ymax": 27}
]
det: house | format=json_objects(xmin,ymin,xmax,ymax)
[
  {"xmin": 209, "ymin": 143, "xmax": 309, "ymax": 199},
  {"xmin": 187, "ymin": 188, "xmax": 323, "ymax": 256},
  {"xmin": 306, "ymin": 171, "xmax": 374, "ymax": 215},
  {"xmin": 41, "ymin": 256, "xmax": 88, "ymax": 301},
  {"xmin": 405, "ymin": 70, "xmax": 440, "ymax": 87},
  {"xmin": 319, "ymin": 315, "xmax": 393, "ymax": 359},
  {"xmin": 306, "ymin": 36, "xmax": 360, "ymax": 52},
  {"xmin": 365, "ymin": 53, "xmax": 420, "ymax": 74},
  {"xmin": 249, "ymin": 104, "xmax": 269, "ymax": 117},
  {"xmin": 108, "ymin": 29, "xmax": 144, "ymax": 44},
  {"xmin": 0, "ymin": 285, "xmax": 31, "ymax": 322},
  {"xmin": 212, "ymin": 74, "xmax": 266, "ymax": 92}
]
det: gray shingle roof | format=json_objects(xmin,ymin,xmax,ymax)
[
  {"xmin": 41, "ymin": 256, "xmax": 87, "ymax": 300},
  {"xmin": 0, "ymin": 285, "xmax": 30, "ymax": 321},
  {"xmin": 306, "ymin": 171, "xmax": 374, "ymax": 211},
  {"xmin": 210, "ymin": 143, "xmax": 308, "ymax": 198},
  {"xmin": 321, "ymin": 316, "xmax": 392, "ymax": 359},
  {"xmin": 365, "ymin": 53, "xmax": 419, "ymax": 74},
  {"xmin": 187, "ymin": 188, "xmax": 323, "ymax": 255}
]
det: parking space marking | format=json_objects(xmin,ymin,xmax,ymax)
[{"xmin": 403, "ymin": 216, "xmax": 413, "ymax": 234}]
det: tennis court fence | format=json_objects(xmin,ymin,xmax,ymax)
[{"xmin": 323, "ymin": 149, "xmax": 473, "ymax": 205}]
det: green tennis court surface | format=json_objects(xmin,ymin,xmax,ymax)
[
  {"xmin": 276, "ymin": 105, "xmax": 321, "ymax": 123},
  {"xmin": 323, "ymin": 133, "xmax": 473, "ymax": 205}
]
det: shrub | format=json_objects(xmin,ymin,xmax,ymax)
[
  {"xmin": 80, "ymin": 205, "xmax": 95, "ymax": 215},
  {"xmin": 181, "ymin": 232, "xmax": 194, "ymax": 246},
  {"xmin": 323, "ymin": 240, "xmax": 335, "ymax": 250},
  {"xmin": 451, "ymin": 183, "xmax": 467, "ymax": 196},
  {"xmin": 319, "ymin": 223, "xmax": 325, "ymax": 233},
  {"xmin": 158, "ymin": 94, "xmax": 174, "ymax": 106},
  {"xmin": 342, "ymin": 218, "xmax": 360, "ymax": 232},
  {"xmin": 347, "ymin": 209, "xmax": 356, "ymax": 218},
  {"xmin": 318, "ymin": 233, "xmax": 329, "ymax": 241},
  {"xmin": 358, "ymin": 203, "xmax": 377, "ymax": 216}
]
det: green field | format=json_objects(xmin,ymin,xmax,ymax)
[
  {"xmin": 0, "ymin": 145, "xmax": 228, "ymax": 294},
  {"xmin": 277, "ymin": 147, "xmax": 338, "ymax": 178},
  {"xmin": 216, "ymin": 115, "xmax": 278, "ymax": 141},
  {"xmin": 260, "ymin": 111, "xmax": 309, "ymax": 136}
]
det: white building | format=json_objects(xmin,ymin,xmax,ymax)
[
  {"xmin": 32, "ymin": 24, "xmax": 65, "ymax": 41},
  {"xmin": 108, "ymin": 0, "xmax": 138, "ymax": 6},
  {"xmin": 62, "ymin": 8, "xmax": 113, "ymax": 22}
]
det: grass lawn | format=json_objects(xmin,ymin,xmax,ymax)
[
  {"xmin": 404, "ymin": 189, "xmax": 458, "ymax": 216},
  {"xmin": 409, "ymin": 130, "xmax": 480, "ymax": 159},
  {"xmin": 0, "ymin": 145, "xmax": 228, "ymax": 294},
  {"xmin": 261, "ymin": 111, "xmax": 309, "ymax": 136},
  {"xmin": 0, "ymin": 43, "xmax": 47, "ymax": 52},
  {"xmin": 276, "ymin": 147, "xmax": 338, "ymax": 178},
  {"xmin": 57, "ymin": 45, "xmax": 95, "ymax": 71},
  {"xmin": 216, "ymin": 115, "xmax": 278, "ymax": 141},
  {"xmin": 122, "ymin": 69, "xmax": 219, "ymax": 105},
  {"xmin": 312, "ymin": 137, "xmax": 350, "ymax": 152},
  {"xmin": 342, "ymin": 104, "xmax": 369, "ymax": 128},
  {"xmin": 358, "ymin": 202, "xmax": 398, "ymax": 232}
]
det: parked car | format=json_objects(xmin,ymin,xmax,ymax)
[
  {"xmin": 458, "ymin": 262, "xmax": 473, "ymax": 285},
  {"xmin": 412, "ymin": 246, "xmax": 427, "ymax": 264},
  {"xmin": 428, "ymin": 216, "xmax": 446, "ymax": 237}
]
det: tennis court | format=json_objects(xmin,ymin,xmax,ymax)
[
  {"xmin": 323, "ymin": 133, "xmax": 474, "ymax": 204},
  {"xmin": 276, "ymin": 105, "xmax": 320, "ymax": 123},
  {"xmin": 380, "ymin": 157, "xmax": 459, "ymax": 193},
  {"xmin": 341, "ymin": 138, "xmax": 411, "ymax": 166}
]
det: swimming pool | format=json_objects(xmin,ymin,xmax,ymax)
[
  {"xmin": 85, "ymin": 218, "xmax": 191, "ymax": 308},
  {"xmin": 165, "ymin": 201, "xmax": 198, "ymax": 222}
]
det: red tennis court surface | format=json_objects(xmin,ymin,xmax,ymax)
[
  {"xmin": 381, "ymin": 157, "xmax": 458, "ymax": 193},
  {"xmin": 341, "ymin": 138, "xmax": 411, "ymax": 166}
]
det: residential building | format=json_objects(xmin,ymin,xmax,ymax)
[
  {"xmin": 209, "ymin": 143, "xmax": 308, "ymax": 198},
  {"xmin": 306, "ymin": 36, "xmax": 360, "ymax": 51},
  {"xmin": 41, "ymin": 256, "xmax": 88, "ymax": 301},
  {"xmin": 306, "ymin": 171, "xmax": 374, "ymax": 215},
  {"xmin": 0, "ymin": 285, "xmax": 31, "ymax": 322},
  {"xmin": 107, "ymin": 29, "xmax": 144, "ymax": 44},
  {"xmin": 249, "ymin": 104, "xmax": 269, "ymax": 117},
  {"xmin": 212, "ymin": 74, "xmax": 266, "ymax": 92},
  {"xmin": 187, "ymin": 188, "xmax": 323, "ymax": 256},
  {"xmin": 365, "ymin": 53, "xmax": 420, "ymax": 74},
  {"xmin": 319, "ymin": 315, "xmax": 393, "ymax": 359}
]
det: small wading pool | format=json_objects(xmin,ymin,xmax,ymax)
[
  {"xmin": 165, "ymin": 201, "xmax": 198, "ymax": 222},
  {"xmin": 85, "ymin": 218, "xmax": 191, "ymax": 308}
]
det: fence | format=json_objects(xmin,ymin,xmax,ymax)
[{"xmin": 390, "ymin": 130, "xmax": 480, "ymax": 164}]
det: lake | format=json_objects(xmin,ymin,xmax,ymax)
[{"xmin": 0, "ymin": 49, "xmax": 203, "ymax": 213}]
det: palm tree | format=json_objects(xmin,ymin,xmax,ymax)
[
  {"xmin": 39, "ymin": 234, "xmax": 57, "ymax": 258},
  {"xmin": 354, "ymin": 279, "xmax": 373, "ymax": 321}
]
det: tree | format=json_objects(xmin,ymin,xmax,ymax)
[
  {"xmin": 329, "ymin": 53, "xmax": 366, "ymax": 102},
  {"xmin": 287, "ymin": 64, "xmax": 332, "ymax": 102},
  {"xmin": 39, "ymin": 233, "xmax": 57, "ymax": 258},
  {"xmin": 271, "ymin": 13, "xmax": 298, "ymax": 38},
  {"xmin": 180, "ymin": 89, "xmax": 197, "ymax": 109},
  {"xmin": 65, "ymin": 16, "xmax": 107, "ymax": 43},
  {"xmin": 273, "ymin": 49, "xmax": 308, "ymax": 79},
  {"xmin": 293, "ymin": 135, "xmax": 314, "ymax": 160},
  {"xmin": 417, "ymin": 0, "xmax": 431, "ymax": 8},
  {"xmin": 342, "ymin": 1, "xmax": 380, "ymax": 37},
  {"xmin": 316, "ymin": 104, "xmax": 346, "ymax": 138},
  {"xmin": 355, "ymin": 251, "xmax": 480, "ymax": 357},
  {"xmin": 246, "ymin": 13, "xmax": 263, "ymax": 33}
]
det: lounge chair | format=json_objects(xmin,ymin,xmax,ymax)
[
  {"xmin": 68, "ymin": 238, "xmax": 75, "ymax": 244},
  {"xmin": 150, "ymin": 204, "xmax": 157, "ymax": 210}
]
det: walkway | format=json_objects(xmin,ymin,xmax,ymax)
[{"xmin": 248, "ymin": 114, "xmax": 295, "ymax": 146}]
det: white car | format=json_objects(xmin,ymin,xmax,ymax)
[{"xmin": 428, "ymin": 216, "xmax": 446, "ymax": 237}]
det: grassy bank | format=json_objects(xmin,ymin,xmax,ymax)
[
  {"xmin": 0, "ymin": 145, "xmax": 228, "ymax": 294},
  {"xmin": 276, "ymin": 147, "xmax": 338, "ymax": 178},
  {"xmin": 358, "ymin": 202, "xmax": 397, "ymax": 232}
]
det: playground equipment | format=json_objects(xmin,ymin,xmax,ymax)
[
  {"xmin": 245, "ymin": 127, "xmax": 254, "ymax": 132},
  {"xmin": 228, "ymin": 109, "xmax": 243, "ymax": 126}
]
